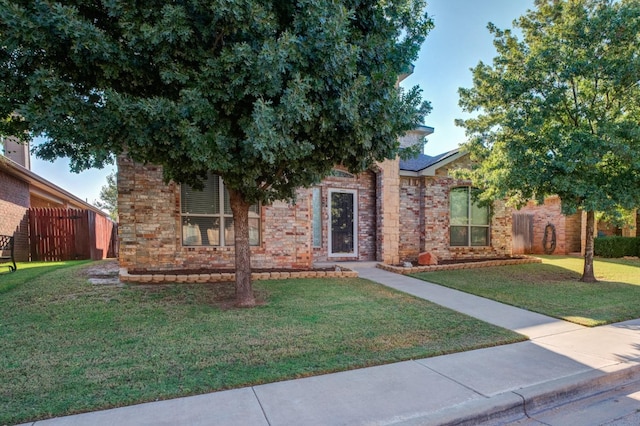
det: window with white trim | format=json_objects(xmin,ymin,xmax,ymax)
[
  {"xmin": 180, "ymin": 174, "xmax": 260, "ymax": 246},
  {"xmin": 449, "ymin": 187, "xmax": 490, "ymax": 246}
]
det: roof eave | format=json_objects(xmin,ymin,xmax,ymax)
[
  {"xmin": 398, "ymin": 148, "xmax": 467, "ymax": 176},
  {"xmin": 413, "ymin": 125, "xmax": 435, "ymax": 136},
  {"xmin": 417, "ymin": 149, "xmax": 465, "ymax": 176},
  {"xmin": 0, "ymin": 156, "xmax": 110, "ymax": 216}
]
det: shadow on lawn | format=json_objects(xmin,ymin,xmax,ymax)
[{"xmin": 0, "ymin": 260, "xmax": 90, "ymax": 293}]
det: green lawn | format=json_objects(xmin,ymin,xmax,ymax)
[
  {"xmin": 0, "ymin": 260, "xmax": 93, "ymax": 293},
  {"xmin": 0, "ymin": 261, "xmax": 523, "ymax": 424},
  {"xmin": 411, "ymin": 256, "xmax": 640, "ymax": 327}
]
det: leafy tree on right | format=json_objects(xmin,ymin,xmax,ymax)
[{"xmin": 457, "ymin": 0, "xmax": 640, "ymax": 282}]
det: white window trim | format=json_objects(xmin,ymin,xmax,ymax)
[
  {"xmin": 450, "ymin": 186, "xmax": 490, "ymax": 247},
  {"xmin": 180, "ymin": 175, "xmax": 260, "ymax": 247},
  {"xmin": 328, "ymin": 188, "xmax": 358, "ymax": 258}
]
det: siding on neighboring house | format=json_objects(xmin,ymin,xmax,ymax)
[
  {"xmin": 30, "ymin": 194, "xmax": 66, "ymax": 209},
  {"xmin": 2, "ymin": 148, "xmax": 116, "ymax": 263},
  {"xmin": 0, "ymin": 170, "xmax": 29, "ymax": 261}
]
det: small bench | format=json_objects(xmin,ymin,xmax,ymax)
[{"xmin": 0, "ymin": 235, "xmax": 17, "ymax": 272}]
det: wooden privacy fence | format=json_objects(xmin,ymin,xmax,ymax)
[
  {"xmin": 28, "ymin": 208, "xmax": 118, "ymax": 261},
  {"xmin": 512, "ymin": 212, "xmax": 534, "ymax": 255}
]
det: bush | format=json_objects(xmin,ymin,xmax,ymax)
[{"xmin": 594, "ymin": 236, "xmax": 640, "ymax": 258}]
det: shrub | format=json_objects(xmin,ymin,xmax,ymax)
[{"xmin": 594, "ymin": 236, "xmax": 640, "ymax": 258}]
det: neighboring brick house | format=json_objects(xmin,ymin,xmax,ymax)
[
  {"xmin": 513, "ymin": 196, "xmax": 582, "ymax": 255},
  {"xmin": 1, "ymin": 138, "xmax": 112, "ymax": 261},
  {"xmin": 514, "ymin": 196, "xmax": 638, "ymax": 256},
  {"xmin": 118, "ymin": 128, "xmax": 517, "ymax": 273}
]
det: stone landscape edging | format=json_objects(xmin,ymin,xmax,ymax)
[
  {"xmin": 377, "ymin": 256, "xmax": 542, "ymax": 275},
  {"xmin": 119, "ymin": 268, "xmax": 358, "ymax": 284}
]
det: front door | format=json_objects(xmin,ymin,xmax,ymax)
[{"xmin": 329, "ymin": 189, "xmax": 358, "ymax": 257}]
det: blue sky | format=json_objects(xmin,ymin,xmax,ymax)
[
  {"xmin": 30, "ymin": 0, "xmax": 535, "ymax": 204},
  {"xmin": 403, "ymin": 0, "xmax": 535, "ymax": 155}
]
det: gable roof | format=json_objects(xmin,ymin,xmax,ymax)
[
  {"xmin": 399, "ymin": 148, "xmax": 467, "ymax": 176},
  {"xmin": 0, "ymin": 154, "xmax": 109, "ymax": 216}
]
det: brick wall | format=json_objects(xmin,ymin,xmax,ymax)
[
  {"xmin": 565, "ymin": 210, "xmax": 583, "ymax": 252},
  {"xmin": 516, "ymin": 196, "xmax": 582, "ymax": 255},
  {"xmin": 117, "ymin": 156, "xmax": 314, "ymax": 272},
  {"xmin": 0, "ymin": 170, "xmax": 30, "ymax": 261},
  {"xmin": 118, "ymin": 152, "xmax": 518, "ymax": 271},
  {"xmin": 399, "ymin": 177, "xmax": 423, "ymax": 260},
  {"xmin": 260, "ymin": 194, "xmax": 313, "ymax": 268},
  {"xmin": 398, "ymin": 156, "xmax": 513, "ymax": 262},
  {"xmin": 312, "ymin": 169, "xmax": 377, "ymax": 263}
]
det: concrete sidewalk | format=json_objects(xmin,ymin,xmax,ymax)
[{"xmin": 22, "ymin": 263, "xmax": 640, "ymax": 426}]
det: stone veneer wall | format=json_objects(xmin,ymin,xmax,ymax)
[
  {"xmin": 117, "ymin": 156, "xmax": 313, "ymax": 272},
  {"xmin": 516, "ymin": 196, "xmax": 582, "ymax": 255},
  {"xmin": 398, "ymin": 156, "xmax": 513, "ymax": 263},
  {"xmin": 376, "ymin": 158, "xmax": 401, "ymax": 264},
  {"xmin": 0, "ymin": 170, "xmax": 30, "ymax": 261},
  {"xmin": 312, "ymin": 169, "xmax": 376, "ymax": 262}
]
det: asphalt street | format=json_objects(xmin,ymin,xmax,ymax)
[{"xmin": 508, "ymin": 378, "xmax": 640, "ymax": 425}]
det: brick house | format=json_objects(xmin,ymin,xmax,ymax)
[
  {"xmin": 513, "ymin": 196, "xmax": 638, "ymax": 256},
  {"xmin": 397, "ymin": 149, "xmax": 513, "ymax": 264},
  {"xmin": 1, "ymin": 138, "xmax": 113, "ymax": 261},
  {"xmin": 117, "ymin": 128, "xmax": 515, "ymax": 273}
]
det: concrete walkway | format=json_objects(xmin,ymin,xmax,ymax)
[{"xmin": 22, "ymin": 263, "xmax": 640, "ymax": 426}]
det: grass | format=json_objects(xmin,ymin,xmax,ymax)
[
  {"xmin": 0, "ymin": 260, "xmax": 92, "ymax": 293},
  {"xmin": 0, "ymin": 261, "xmax": 523, "ymax": 424},
  {"xmin": 410, "ymin": 255, "xmax": 640, "ymax": 327}
]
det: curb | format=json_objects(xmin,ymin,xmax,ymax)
[
  {"xmin": 395, "ymin": 363, "xmax": 640, "ymax": 425},
  {"xmin": 518, "ymin": 362, "xmax": 640, "ymax": 416}
]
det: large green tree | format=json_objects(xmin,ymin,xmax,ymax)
[
  {"xmin": 457, "ymin": 0, "xmax": 640, "ymax": 282},
  {"xmin": 0, "ymin": 1, "xmax": 431, "ymax": 305}
]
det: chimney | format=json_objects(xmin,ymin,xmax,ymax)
[
  {"xmin": 399, "ymin": 125, "xmax": 434, "ymax": 150},
  {"xmin": 2, "ymin": 137, "xmax": 30, "ymax": 170}
]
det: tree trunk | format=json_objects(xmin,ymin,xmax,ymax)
[
  {"xmin": 228, "ymin": 188, "xmax": 256, "ymax": 307},
  {"xmin": 580, "ymin": 210, "xmax": 597, "ymax": 283}
]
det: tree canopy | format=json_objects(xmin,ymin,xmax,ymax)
[
  {"xmin": 1, "ymin": 0, "xmax": 432, "ymax": 304},
  {"xmin": 457, "ymin": 0, "xmax": 640, "ymax": 281},
  {"xmin": 1, "ymin": 0, "xmax": 431, "ymax": 199}
]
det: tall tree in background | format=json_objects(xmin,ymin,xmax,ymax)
[
  {"xmin": 457, "ymin": 0, "xmax": 640, "ymax": 282},
  {"xmin": 0, "ymin": 1, "xmax": 432, "ymax": 306},
  {"xmin": 95, "ymin": 171, "xmax": 118, "ymax": 221}
]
